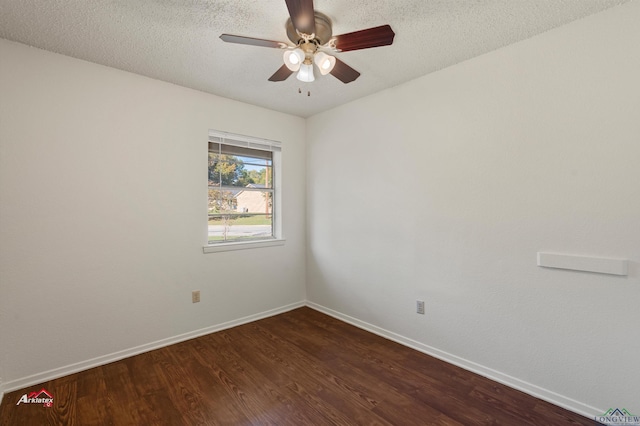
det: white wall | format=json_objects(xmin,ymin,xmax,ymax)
[
  {"xmin": 0, "ymin": 39, "xmax": 306, "ymax": 391},
  {"xmin": 307, "ymin": 1, "xmax": 639, "ymax": 417}
]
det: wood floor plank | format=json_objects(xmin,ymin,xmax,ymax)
[
  {"xmin": 233, "ymin": 324, "xmax": 393, "ymax": 425},
  {"xmin": 247, "ymin": 321, "xmax": 395, "ymax": 415},
  {"xmin": 201, "ymin": 333, "xmax": 338, "ymax": 425},
  {"xmin": 272, "ymin": 311, "xmax": 479, "ymax": 417},
  {"xmin": 168, "ymin": 339, "xmax": 251, "ymax": 425},
  {"xmin": 0, "ymin": 307, "xmax": 598, "ymax": 425}
]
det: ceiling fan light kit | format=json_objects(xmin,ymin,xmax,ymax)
[
  {"xmin": 297, "ymin": 62, "xmax": 315, "ymax": 82},
  {"xmin": 220, "ymin": 0, "xmax": 395, "ymax": 85},
  {"xmin": 283, "ymin": 41, "xmax": 335, "ymax": 80},
  {"xmin": 283, "ymin": 48, "xmax": 305, "ymax": 71},
  {"xmin": 314, "ymin": 51, "xmax": 336, "ymax": 75}
]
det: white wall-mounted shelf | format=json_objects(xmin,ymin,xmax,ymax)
[{"xmin": 537, "ymin": 252, "xmax": 628, "ymax": 276}]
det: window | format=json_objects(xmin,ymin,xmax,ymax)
[{"xmin": 207, "ymin": 130, "xmax": 281, "ymax": 247}]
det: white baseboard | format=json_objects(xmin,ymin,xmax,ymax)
[
  {"xmin": 306, "ymin": 301, "xmax": 602, "ymax": 421},
  {"xmin": 1, "ymin": 301, "xmax": 305, "ymax": 395}
]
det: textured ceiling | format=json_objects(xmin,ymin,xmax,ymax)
[{"xmin": 0, "ymin": 0, "xmax": 629, "ymax": 117}]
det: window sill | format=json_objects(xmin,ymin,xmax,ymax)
[{"xmin": 202, "ymin": 239, "xmax": 285, "ymax": 254}]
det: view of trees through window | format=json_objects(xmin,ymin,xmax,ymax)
[{"xmin": 208, "ymin": 142, "xmax": 274, "ymax": 243}]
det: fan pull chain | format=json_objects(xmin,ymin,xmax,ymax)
[{"xmin": 298, "ymin": 88, "xmax": 311, "ymax": 97}]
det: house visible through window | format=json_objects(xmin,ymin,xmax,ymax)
[{"xmin": 208, "ymin": 131, "xmax": 281, "ymax": 244}]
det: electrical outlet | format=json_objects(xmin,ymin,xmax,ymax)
[
  {"xmin": 416, "ymin": 300, "xmax": 425, "ymax": 315},
  {"xmin": 192, "ymin": 290, "xmax": 200, "ymax": 303}
]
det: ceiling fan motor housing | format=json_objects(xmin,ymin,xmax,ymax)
[{"xmin": 286, "ymin": 12, "xmax": 333, "ymax": 45}]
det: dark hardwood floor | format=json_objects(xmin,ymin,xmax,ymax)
[{"xmin": 0, "ymin": 307, "xmax": 596, "ymax": 425}]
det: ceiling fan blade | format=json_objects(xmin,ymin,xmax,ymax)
[
  {"xmin": 285, "ymin": 0, "xmax": 316, "ymax": 35},
  {"xmin": 220, "ymin": 34, "xmax": 287, "ymax": 49},
  {"xmin": 332, "ymin": 25, "xmax": 395, "ymax": 52},
  {"xmin": 268, "ymin": 64, "xmax": 295, "ymax": 82},
  {"xmin": 330, "ymin": 58, "xmax": 360, "ymax": 84}
]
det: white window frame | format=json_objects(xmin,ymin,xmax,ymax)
[{"xmin": 203, "ymin": 130, "xmax": 284, "ymax": 253}]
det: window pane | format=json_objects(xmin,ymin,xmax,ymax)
[
  {"xmin": 208, "ymin": 152, "xmax": 273, "ymax": 188},
  {"xmin": 207, "ymin": 213, "xmax": 273, "ymax": 243},
  {"xmin": 231, "ymin": 155, "xmax": 271, "ymax": 168},
  {"xmin": 208, "ymin": 189, "xmax": 237, "ymax": 214},
  {"xmin": 236, "ymin": 189, "xmax": 272, "ymax": 214}
]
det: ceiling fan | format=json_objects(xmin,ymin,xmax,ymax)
[{"xmin": 220, "ymin": 0, "xmax": 395, "ymax": 84}]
